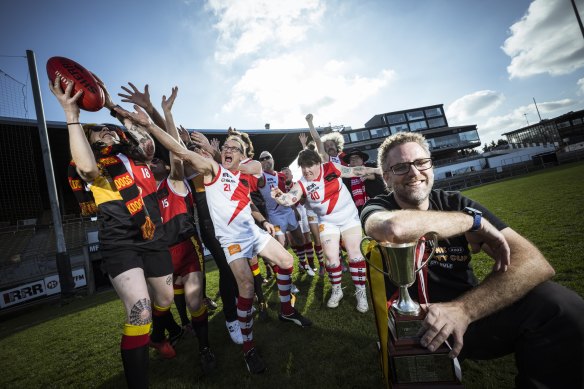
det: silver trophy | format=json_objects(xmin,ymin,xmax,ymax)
[{"xmin": 361, "ymin": 232, "xmax": 438, "ymax": 316}]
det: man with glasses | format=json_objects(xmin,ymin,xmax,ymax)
[{"xmin": 361, "ymin": 132, "xmax": 584, "ymax": 388}]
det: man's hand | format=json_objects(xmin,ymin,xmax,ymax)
[
  {"xmin": 305, "ymin": 113, "xmax": 313, "ymax": 123},
  {"xmin": 264, "ymin": 221, "xmax": 276, "ymax": 236},
  {"xmin": 49, "ymin": 75, "xmax": 82, "ymax": 119},
  {"xmin": 91, "ymin": 72, "xmax": 115, "ymax": 109},
  {"xmin": 299, "ymin": 133, "xmax": 308, "ymax": 148},
  {"xmin": 210, "ymin": 138, "xmax": 220, "ymax": 152},
  {"xmin": 178, "ymin": 125, "xmax": 191, "ymax": 146},
  {"xmin": 465, "ymin": 218, "xmax": 510, "ymax": 272},
  {"xmin": 271, "ymin": 187, "xmax": 284, "ymax": 199},
  {"xmin": 420, "ymin": 302, "xmax": 471, "ymax": 359},
  {"xmin": 114, "ymin": 104, "xmax": 152, "ymax": 130},
  {"xmin": 119, "ymin": 83, "xmax": 153, "ymax": 113},
  {"xmin": 190, "ymin": 131, "xmax": 212, "ymax": 150},
  {"xmin": 161, "ymin": 86, "xmax": 178, "ymax": 113}
]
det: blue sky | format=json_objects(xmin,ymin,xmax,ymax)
[{"xmin": 1, "ymin": 0, "xmax": 584, "ymax": 147}]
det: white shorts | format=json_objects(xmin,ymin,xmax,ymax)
[
  {"xmin": 219, "ymin": 225, "xmax": 271, "ymax": 264},
  {"xmin": 306, "ymin": 207, "xmax": 319, "ymax": 225},
  {"xmin": 268, "ymin": 209, "xmax": 299, "ymax": 236},
  {"xmin": 296, "ymin": 204, "xmax": 310, "ymax": 234},
  {"xmin": 319, "ymin": 213, "xmax": 362, "ymax": 237}
]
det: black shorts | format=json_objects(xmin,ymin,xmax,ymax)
[{"xmin": 102, "ymin": 245, "xmax": 174, "ymax": 279}]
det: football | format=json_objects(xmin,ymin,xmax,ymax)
[{"xmin": 46, "ymin": 56, "xmax": 105, "ymax": 112}]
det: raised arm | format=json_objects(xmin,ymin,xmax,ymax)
[
  {"xmin": 114, "ymin": 105, "xmax": 217, "ymax": 179},
  {"xmin": 190, "ymin": 132, "xmax": 221, "ymax": 163},
  {"xmin": 271, "ymin": 181, "xmax": 303, "ymax": 207},
  {"xmin": 161, "ymin": 86, "xmax": 187, "ymax": 188},
  {"xmin": 305, "ymin": 114, "xmax": 326, "ymax": 158},
  {"xmin": 119, "ymin": 83, "xmax": 166, "ymax": 130},
  {"xmin": 337, "ymin": 163, "xmax": 381, "ymax": 178},
  {"xmin": 49, "ymin": 76, "xmax": 98, "ymax": 182},
  {"xmin": 239, "ymin": 159, "xmax": 262, "ymax": 176}
]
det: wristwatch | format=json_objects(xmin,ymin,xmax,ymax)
[{"xmin": 463, "ymin": 207, "xmax": 482, "ymax": 232}]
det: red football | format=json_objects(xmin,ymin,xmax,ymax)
[{"xmin": 46, "ymin": 56, "xmax": 105, "ymax": 112}]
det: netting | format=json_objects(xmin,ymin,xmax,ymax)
[{"xmin": 0, "ymin": 68, "xmax": 28, "ymax": 119}]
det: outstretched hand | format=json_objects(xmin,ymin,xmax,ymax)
[
  {"xmin": 178, "ymin": 125, "xmax": 191, "ymax": 145},
  {"xmin": 119, "ymin": 83, "xmax": 153, "ymax": 112},
  {"xmin": 190, "ymin": 131, "xmax": 212, "ymax": 151},
  {"xmin": 161, "ymin": 86, "xmax": 178, "ymax": 113},
  {"xmin": 299, "ymin": 133, "xmax": 308, "ymax": 148},
  {"xmin": 210, "ymin": 138, "xmax": 220, "ymax": 152},
  {"xmin": 113, "ymin": 104, "xmax": 152, "ymax": 130}
]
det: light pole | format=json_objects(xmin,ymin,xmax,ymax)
[{"xmin": 572, "ymin": 0, "xmax": 584, "ymax": 40}]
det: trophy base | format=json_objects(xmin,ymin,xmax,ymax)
[
  {"xmin": 388, "ymin": 340, "xmax": 463, "ymax": 386},
  {"xmin": 389, "ymin": 308, "xmax": 425, "ymax": 347}
]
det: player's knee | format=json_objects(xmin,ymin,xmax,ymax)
[
  {"xmin": 128, "ymin": 297, "xmax": 152, "ymax": 325},
  {"xmin": 280, "ymin": 250, "xmax": 294, "ymax": 268},
  {"xmin": 238, "ymin": 277, "xmax": 255, "ymax": 297}
]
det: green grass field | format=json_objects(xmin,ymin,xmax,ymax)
[{"xmin": 0, "ymin": 161, "xmax": 582, "ymax": 388}]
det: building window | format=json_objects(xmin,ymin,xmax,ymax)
[
  {"xmin": 425, "ymin": 107, "xmax": 442, "ymax": 117},
  {"xmin": 407, "ymin": 111, "xmax": 424, "ymax": 121},
  {"xmin": 428, "ymin": 117, "xmax": 446, "ymax": 128},
  {"xmin": 557, "ymin": 121, "xmax": 571, "ymax": 129},
  {"xmin": 387, "ymin": 113, "xmax": 406, "ymax": 124},
  {"xmin": 349, "ymin": 130, "xmax": 371, "ymax": 142},
  {"xmin": 343, "ymin": 133, "xmax": 351, "ymax": 144},
  {"xmin": 390, "ymin": 123, "xmax": 409, "ymax": 133},
  {"xmin": 370, "ymin": 127, "xmax": 390, "ymax": 138},
  {"xmin": 409, "ymin": 121, "xmax": 428, "ymax": 131},
  {"xmin": 572, "ymin": 118, "xmax": 583, "ymax": 125}
]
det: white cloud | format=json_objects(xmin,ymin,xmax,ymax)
[
  {"xmin": 475, "ymin": 98, "xmax": 577, "ymax": 144},
  {"xmin": 502, "ymin": 0, "xmax": 584, "ymax": 78},
  {"xmin": 447, "ymin": 90, "xmax": 505, "ymax": 123},
  {"xmin": 221, "ymin": 54, "xmax": 396, "ymax": 128},
  {"xmin": 206, "ymin": 0, "xmax": 326, "ymax": 64},
  {"xmin": 578, "ymin": 78, "xmax": 584, "ymax": 95}
]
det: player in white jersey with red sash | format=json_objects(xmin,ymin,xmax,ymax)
[
  {"xmin": 272, "ymin": 146, "xmax": 381, "ymax": 313},
  {"xmin": 117, "ymin": 98, "xmax": 312, "ymax": 375}
]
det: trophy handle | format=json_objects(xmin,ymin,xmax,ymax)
[
  {"xmin": 415, "ymin": 231, "xmax": 439, "ymax": 272},
  {"xmin": 360, "ymin": 236, "xmax": 391, "ymax": 277}
]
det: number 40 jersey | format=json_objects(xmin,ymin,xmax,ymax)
[{"xmin": 297, "ymin": 162, "xmax": 358, "ymax": 225}]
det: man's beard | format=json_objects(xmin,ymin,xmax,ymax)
[{"xmin": 392, "ymin": 179, "xmax": 432, "ymax": 207}]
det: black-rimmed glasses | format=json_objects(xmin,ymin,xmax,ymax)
[
  {"xmin": 221, "ymin": 145, "xmax": 243, "ymax": 153},
  {"xmin": 259, "ymin": 156, "xmax": 272, "ymax": 161},
  {"xmin": 389, "ymin": 158, "xmax": 433, "ymax": 175}
]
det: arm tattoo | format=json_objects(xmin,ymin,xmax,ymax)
[
  {"xmin": 129, "ymin": 298, "xmax": 152, "ymax": 325},
  {"xmin": 340, "ymin": 166, "xmax": 351, "ymax": 175},
  {"xmin": 166, "ymin": 275, "xmax": 173, "ymax": 285}
]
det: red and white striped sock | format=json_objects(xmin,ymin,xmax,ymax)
[
  {"xmin": 276, "ymin": 266, "xmax": 294, "ymax": 315},
  {"xmin": 237, "ymin": 296, "xmax": 254, "ymax": 353},
  {"xmin": 304, "ymin": 243, "xmax": 315, "ymax": 268},
  {"xmin": 293, "ymin": 245, "xmax": 307, "ymax": 268},
  {"xmin": 349, "ymin": 259, "xmax": 367, "ymax": 287},
  {"xmin": 326, "ymin": 264, "xmax": 343, "ymax": 286},
  {"xmin": 315, "ymin": 245, "xmax": 325, "ymax": 268}
]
